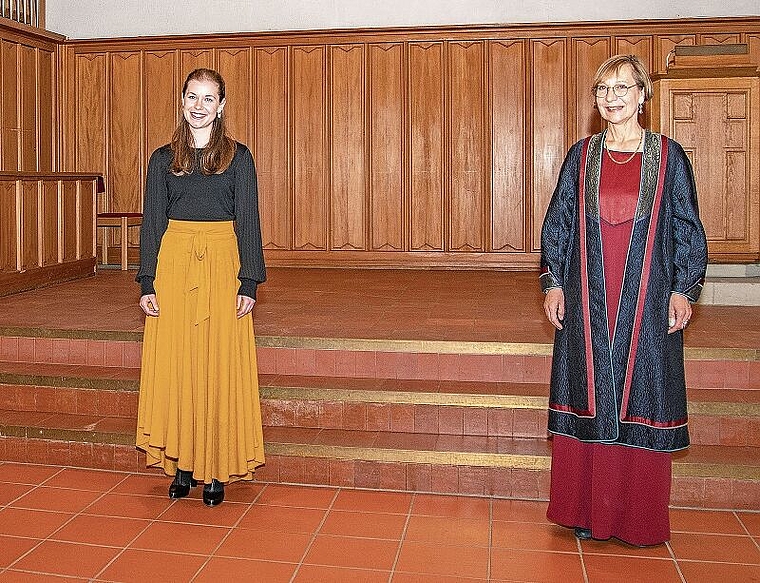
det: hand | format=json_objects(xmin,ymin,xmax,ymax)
[
  {"xmin": 544, "ymin": 288, "xmax": 565, "ymax": 330},
  {"xmin": 667, "ymin": 293, "xmax": 692, "ymax": 334},
  {"xmin": 236, "ymin": 295, "xmax": 255, "ymax": 318},
  {"xmin": 140, "ymin": 294, "xmax": 159, "ymax": 317}
]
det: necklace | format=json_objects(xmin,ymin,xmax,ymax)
[{"xmin": 605, "ymin": 129, "xmax": 644, "ymax": 165}]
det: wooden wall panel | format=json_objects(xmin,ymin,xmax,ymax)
[
  {"xmin": 217, "ymin": 47, "xmax": 251, "ymax": 147},
  {"xmin": 490, "ymin": 40, "xmax": 525, "ymax": 252},
  {"xmin": 368, "ymin": 43, "xmax": 403, "ymax": 252},
  {"xmin": 254, "ymin": 47, "xmax": 290, "ymax": 250},
  {"xmin": 20, "ymin": 181, "xmax": 37, "ymax": 269},
  {"xmin": 292, "ymin": 46, "xmax": 327, "ymax": 251},
  {"xmin": 0, "ymin": 181, "xmax": 16, "ymax": 271},
  {"xmin": 144, "ymin": 50, "xmax": 177, "ymax": 164},
  {"xmin": 109, "ymin": 52, "xmax": 141, "ymax": 216},
  {"xmin": 57, "ymin": 17, "xmax": 760, "ymax": 268},
  {"xmin": 180, "ymin": 49, "xmax": 213, "ymax": 80},
  {"xmin": 2, "ymin": 41, "xmax": 19, "ymax": 170},
  {"xmin": 449, "ymin": 41, "xmax": 485, "ymax": 252},
  {"xmin": 330, "ymin": 44, "xmax": 366, "ymax": 251},
  {"xmin": 408, "ymin": 42, "xmax": 444, "ymax": 251},
  {"xmin": 20, "ymin": 45, "xmax": 36, "ymax": 170},
  {"xmin": 37, "ymin": 49, "xmax": 54, "ymax": 171},
  {"xmin": 41, "ymin": 180, "xmax": 57, "ymax": 265},
  {"xmin": 655, "ymin": 34, "xmax": 695, "ymax": 74},
  {"xmin": 74, "ymin": 53, "xmax": 106, "ymax": 174},
  {"xmin": 572, "ymin": 37, "xmax": 610, "ymax": 142},
  {"xmin": 530, "ymin": 39, "xmax": 566, "ymax": 252},
  {"xmin": 61, "ymin": 180, "xmax": 77, "ymax": 261}
]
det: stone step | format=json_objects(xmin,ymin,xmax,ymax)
[
  {"xmin": 0, "ymin": 414, "xmax": 757, "ymax": 509},
  {"xmin": 1, "ymin": 364, "xmax": 758, "ymax": 445},
  {"xmin": 1, "ymin": 331, "xmax": 759, "ymax": 388}
]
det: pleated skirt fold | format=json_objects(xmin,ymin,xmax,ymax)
[{"xmin": 136, "ymin": 220, "xmax": 265, "ymax": 484}]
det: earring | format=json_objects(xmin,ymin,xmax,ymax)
[
  {"xmin": 217, "ymin": 110, "xmax": 222, "ymax": 118},
  {"xmin": 592, "ymin": 102, "xmax": 597, "ymax": 109},
  {"xmin": 638, "ymin": 103, "xmax": 643, "ymax": 114}
]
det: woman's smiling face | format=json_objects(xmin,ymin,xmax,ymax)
[
  {"xmin": 594, "ymin": 64, "xmax": 643, "ymax": 127},
  {"xmin": 182, "ymin": 78, "xmax": 225, "ymax": 134}
]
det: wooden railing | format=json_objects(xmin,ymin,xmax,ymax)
[
  {"xmin": 0, "ymin": 172, "xmax": 101, "ymax": 296},
  {"xmin": 1, "ymin": 0, "xmax": 43, "ymax": 28}
]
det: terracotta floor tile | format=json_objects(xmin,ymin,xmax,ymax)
[
  {"xmin": 404, "ymin": 515, "xmax": 490, "ymax": 546},
  {"xmin": 579, "ymin": 537, "xmax": 672, "ymax": 559},
  {"xmin": 11, "ymin": 486, "xmax": 102, "ymax": 513},
  {"xmin": 0, "ymin": 572, "xmax": 89, "ymax": 582},
  {"xmin": 50, "ymin": 514, "xmax": 149, "ymax": 546},
  {"xmin": 96, "ymin": 548, "xmax": 207, "ymax": 583},
  {"xmin": 670, "ymin": 508, "xmax": 746, "ymax": 535},
  {"xmin": 42, "ymin": 467, "xmax": 128, "ymax": 492},
  {"xmin": 411, "ymin": 493, "xmax": 490, "ymax": 519},
  {"xmin": 738, "ymin": 511, "xmax": 760, "ymax": 536},
  {"xmin": 395, "ymin": 541, "xmax": 489, "ymax": 579},
  {"xmin": 157, "ymin": 498, "xmax": 249, "ymax": 527},
  {"xmin": 304, "ymin": 534, "xmax": 399, "ymax": 570},
  {"xmin": 194, "ymin": 557, "xmax": 297, "ymax": 583},
  {"xmin": 110, "ymin": 472, "xmax": 169, "ymax": 496},
  {"xmin": 0, "ymin": 463, "xmax": 61, "ymax": 485},
  {"xmin": 215, "ymin": 528, "xmax": 311, "ymax": 562},
  {"xmin": 222, "ymin": 481, "xmax": 265, "ymax": 503},
  {"xmin": 254, "ymin": 484, "xmax": 338, "ymax": 508},
  {"xmin": 0, "ymin": 508, "xmax": 73, "ymax": 538},
  {"xmin": 582, "ymin": 555, "xmax": 682, "ymax": 583},
  {"xmin": 677, "ymin": 560, "xmax": 760, "ymax": 583},
  {"xmin": 320, "ymin": 510, "xmax": 407, "ymax": 539},
  {"xmin": 332, "ymin": 488, "xmax": 413, "ymax": 514},
  {"xmin": 492, "ymin": 498, "xmax": 550, "ymax": 523},
  {"xmin": 238, "ymin": 504, "xmax": 327, "ymax": 533},
  {"xmin": 82, "ymin": 492, "xmax": 173, "ymax": 519},
  {"xmin": 0, "ymin": 482, "xmax": 34, "ymax": 506},
  {"xmin": 669, "ymin": 532, "xmax": 760, "ymax": 564},
  {"xmin": 11, "ymin": 540, "xmax": 120, "ymax": 578},
  {"xmin": 492, "ymin": 521, "xmax": 579, "ymax": 552},
  {"xmin": 490, "ymin": 548, "xmax": 585, "ymax": 583},
  {"xmin": 0, "ymin": 535, "xmax": 39, "ymax": 568},
  {"xmin": 293, "ymin": 564, "xmax": 390, "ymax": 582},
  {"xmin": 391, "ymin": 574, "xmax": 487, "ymax": 583},
  {"xmin": 129, "ymin": 521, "xmax": 229, "ymax": 555}
]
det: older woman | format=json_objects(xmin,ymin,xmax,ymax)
[{"xmin": 540, "ymin": 55, "xmax": 707, "ymax": 545}]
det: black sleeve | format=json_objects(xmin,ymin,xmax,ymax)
[
  {"xmin": 233, "ymin": 144, "xmax": 266, "ymax": 299},
  {"xmin": 539, "ymin": 142, "xmax": 582, "ymax": 293},
  {"xmin": 668, "ymin": 139, "xmax": 708, "ymax": 302},
  {"xmin": 135, "ymin": 147, "xmax": 170, "ymax": 296}
]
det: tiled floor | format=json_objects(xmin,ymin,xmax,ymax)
[
  {"xmin": 0, "ymin": 268, "xmax": 759, "ymax": 348},
  {"xmin": 0, "ymin": 463, "xmax": 758, "ymax": 582}
]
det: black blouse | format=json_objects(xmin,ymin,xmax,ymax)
[{"xmin": 135, "ymin": 143, "xmax": 266, "ymax": 299}]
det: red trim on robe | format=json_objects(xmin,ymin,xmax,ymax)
[
  {"xmin": 620, "ymin": 136, "xmax": 669, "ymax": 422},
  {"xmin": 578, "ymin": 137, "xmax": 596, "ymax": 418}
]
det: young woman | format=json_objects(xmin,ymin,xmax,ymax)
[{"xmin": 136, "ymin": 68, "xmax": 266, "ymax": 506}]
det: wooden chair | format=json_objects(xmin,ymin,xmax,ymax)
[{"xmin": 96, "ymin": 212, "xmax": 142, "ymax": 270}]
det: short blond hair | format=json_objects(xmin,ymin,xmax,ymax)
[{"xmin": 591, "ymin": 54, "xmax": 653, "ymax": 101}]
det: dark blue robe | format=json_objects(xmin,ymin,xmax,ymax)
[{"xmin": 540, "ymin": 131, "xmax": 708, "ymax": 452}]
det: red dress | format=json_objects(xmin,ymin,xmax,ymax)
[{"xmin": 546, "ymin": 151, "xmax": 672, "ymax": 546}]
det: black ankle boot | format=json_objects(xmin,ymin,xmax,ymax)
[
  {"xmin": 203, "ymin": 479, "xmax": 224, "ymax": 507},
  {"xmin": 168, "ymin": 469, "xmax": 197, "ymax": 499}
]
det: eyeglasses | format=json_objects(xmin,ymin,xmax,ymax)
[{"xmin": 593, "ymin": 83, "xmax": 639, "ymax": 98}]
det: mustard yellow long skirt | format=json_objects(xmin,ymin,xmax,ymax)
[{"xmin": 136, "ymin": 220, "xmax": 265, "ymax": 483}]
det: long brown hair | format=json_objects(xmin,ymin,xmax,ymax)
[{"xmin": 170, "ymin": 68, "xmax": 237, "ymax": 175}]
